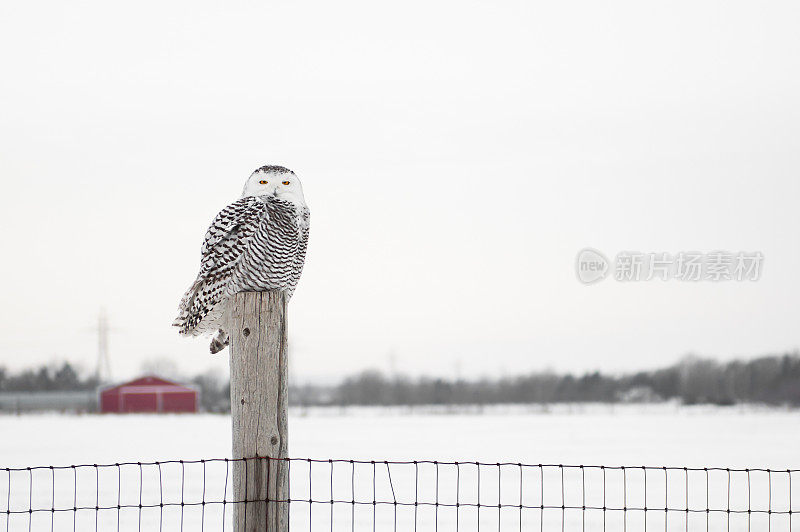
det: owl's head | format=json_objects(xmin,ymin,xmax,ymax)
[{"xmin": 241, "ymin": 165, "xmax": 306, "ymax": 205}]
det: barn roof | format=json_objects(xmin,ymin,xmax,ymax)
[{"xmin": 101, "ymin": 375, "xmax": 196, "ymax": 394}]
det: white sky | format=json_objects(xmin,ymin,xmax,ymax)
[{"xmin": 1, "ymin": 0, "xmax": 799, "ymax": 383}]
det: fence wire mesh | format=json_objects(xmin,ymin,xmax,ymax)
[{"xmin": 1, "ymin": 457, "xmax": 797, "ymax": 531}]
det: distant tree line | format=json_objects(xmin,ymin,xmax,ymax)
[
  {"xmin": 0, "ymin": 362, "xmax": 98, "ymax": 392},
  {"xmin": 2, "ymin": 353, "xmax": 799, "ymax": 409},
  {"xmin": 292, "ymin": 353, "xmax": 800, "ymax": 407}
]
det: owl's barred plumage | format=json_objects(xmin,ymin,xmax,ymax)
[{"xmin": 173, "ymin": 166, "xmax": 310, "ymax": 353}]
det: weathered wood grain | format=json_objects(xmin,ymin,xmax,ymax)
[{"xmin": 229, "ymin": 291, "xmax": 289, "ymax": 532}]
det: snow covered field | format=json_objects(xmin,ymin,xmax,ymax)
[{"xmin": 1, "ymin": 404, "xmax": 798, "ymax": 531}]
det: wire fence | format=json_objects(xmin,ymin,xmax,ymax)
[{"xmin": 2, "ymin": 457, "xmax": 797, "ymax": 531}]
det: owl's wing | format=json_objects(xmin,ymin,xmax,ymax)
[
  {"xmin": 290, "ymin": 206, "xmax": 311, "ymax": 289},
  {"xmin": 173, "ymin": 196, "xmax": 268, "ymax": 335}
]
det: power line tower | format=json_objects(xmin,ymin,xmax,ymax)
[{"xmin": 95, "ymin": 308, "xmax": 113, "ymax": 384}]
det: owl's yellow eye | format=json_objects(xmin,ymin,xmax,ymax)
[
  {"xmin": 259, "ymin": 180, "xmax": 268, "ymax": 184},
  {"xmin": 282, "ymin": 180, "xmax": 290, "ymax": 185}
]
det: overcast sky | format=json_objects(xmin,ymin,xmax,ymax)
[{"xmin": 1, "ymin": 0, "xmax": 799, "ymax": 383}]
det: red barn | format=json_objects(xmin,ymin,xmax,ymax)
[{"xmin": 100, "ymin": 376, "xmax": 198, "ymax": 413}]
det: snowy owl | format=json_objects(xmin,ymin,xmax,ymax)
[{"xmin": 173, "ymin": 165, "xmax": 310, "ymax": 353}]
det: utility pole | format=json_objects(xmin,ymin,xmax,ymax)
[{"xmin": 96, "ymin": 308, "xmax": 112, "ymax": 383}]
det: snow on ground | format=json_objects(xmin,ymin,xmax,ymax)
[
  {"xmin": 1, "ymin": 404, "xmax": 798, "ymax": 531},
  {"xmin": 2, "ymin": 403, "xmax": 796, "ymax": 468}
]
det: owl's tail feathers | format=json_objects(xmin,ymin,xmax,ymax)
[
  {"xmin": 172, "ymin": 278, "xmax": 205, "ymax": 336},
  {"xmin": 209, "ymin": 330, "xmax": 229, "ymax": 354},
  {"xmin": 171, "ymin": 315, "xmax": 192, "ymax": 335}
]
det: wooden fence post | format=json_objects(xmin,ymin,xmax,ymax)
[{"xmin": 229, "ymin": 291, "xmax": 289, "ymax": 532}]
